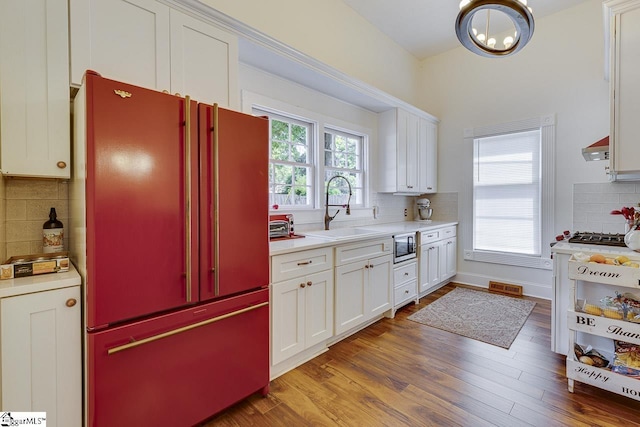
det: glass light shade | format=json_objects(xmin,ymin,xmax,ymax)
[{"xmin": 503, "ymin": 36, "xmax": 514, "ymax": 48}]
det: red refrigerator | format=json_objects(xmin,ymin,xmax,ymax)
[{"xmin": 71, "ymin": 71, "xmax": 270, "ymax": 427}]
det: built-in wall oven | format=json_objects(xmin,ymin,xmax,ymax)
[{"xmin": 393, "ymin": 232, "xmax": 417, "ymax": 263}]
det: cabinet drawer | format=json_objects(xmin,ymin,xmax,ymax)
[
  {"xmin": 440, "ymin": 226, "xmax": 457, "ymax": 239},
  {"xmin": 420, "ymin": 230, "xmax": 440, "ymax": 244},
  {"xmin": 394, "ymin": 262, "xmax": 417, "ymax": 285},
  {"xmin": 394, "ymin": 280, "xmax": 417, "ymax": 305},
  {"xmin": 420, "ymin": 226, "xmax": 457, "ymax": 245},
  {"xmin": 335, "ymin": 238, "xmax": 392, "ymax": 266},
  {"xmin": 271, "ymin": 247, "xmax": 333, "ymax": 282}
]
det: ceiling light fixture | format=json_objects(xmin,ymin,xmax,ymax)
[{"xmin": 456, "ymin": 0, "xmax": 534, "ymax": 58}]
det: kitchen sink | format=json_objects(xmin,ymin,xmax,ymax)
[{"xmin": 301, "ymin": 227, "xmax": 387, "ymax": 240}]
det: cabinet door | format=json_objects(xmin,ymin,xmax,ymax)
[
  {"xmin": 170, "ymin": 9, "xmax": 239, "ymax": 108},
  {"xmin": 271, "ymin": 278, "xmax": 305, "ymax": 365},
  {"xmin": 418, "ymin": 118, "xmax": 437, "ymax": 193},
  {"xmin": 0, "ymin": 0, "xmax": 70, "ymax": 178},
  {"xmin": 305, "ymin": 270, "xmax": 334, "ymax": 348},
  {"xmin": 368, "ymin": 254, "xmax": 393, "ymax": 317},
  {"xmin": 443, "ymin": 239, "xmax": 457, "ymax": 280},
  {"xmin": 418, "ymin": 244, "xmax": 430, "ymax": 293},
  {"xmin": 335, "ymin": 260, "xmax": 368, "ymax": 335},
  {"xmin": 1, "ymin": 286, "xmax": 81, "ymax": 427},
  {"xmin": 396, "ymin": 109, "xmax": 420, "ymax": 192},
  {"xmin": 69, "ymin": 0, "xmax": 171, "ymax": 90},
  {"xmin": 612, "ymin": 4, "xmax": 640, "ymax": 174},
  {"xmin": 420, "ymin": 243, "xmax": 442, "ymax": 293}
]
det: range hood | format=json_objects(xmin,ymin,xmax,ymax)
[{"xmin": 582, "ymin": 136, "xmax": 609, "ymax": 161}]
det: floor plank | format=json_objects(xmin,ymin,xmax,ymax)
[{"xmin": 200, "ymin": 283, "xmax": 640, "ymax": 426}]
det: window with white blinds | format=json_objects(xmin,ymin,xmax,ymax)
[{"xmin": 473, "ymin": 129, "xmax": 542, "ymax": 256}]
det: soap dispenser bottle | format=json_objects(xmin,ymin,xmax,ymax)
[{"xmin": 43, "ymin": 207, "xmax": 64, "ymax": 253}]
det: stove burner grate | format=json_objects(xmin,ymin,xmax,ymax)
[{"xmin": 567, "ymin": 232, "xmax": 626, "ymax": 247}]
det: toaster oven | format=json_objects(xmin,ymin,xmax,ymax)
[{"xmin": 269, "ymin": 214, "xmax": 294, "ymax": 239}]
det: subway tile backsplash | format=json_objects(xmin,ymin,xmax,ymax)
[
  {"xmin": 3, "ymin": 178, "xmax": 70, "ymax": 259},
  {"xmin": 573, "ymin": 182, "xmax": 640, "ymax": 234}
]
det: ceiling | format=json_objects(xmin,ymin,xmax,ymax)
[{"xmin": 341, "ymin": 0, "xmax": 593, "ymax": 59}]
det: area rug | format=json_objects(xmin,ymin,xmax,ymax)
[{"xmin": 407, "ymin": 287, "xmax": 536, "ymax": 349}]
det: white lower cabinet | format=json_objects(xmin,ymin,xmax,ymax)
[
  {"xmin": 271, "ymin": 270, "xmax": 333, "ymax": 365},
  {"xmin": 1, "ymin": 286, "xmax": 81, "ymax": 427},
  {"xmin": 270, "ymin": 247, "xmax": 334, "ymax": 371},
  {"xmin": 334, "ymin": 238, "xmax": 393, "ymax": 335},
  {"xmin": 419, "ymin": 226, "xmax": 457, "ymax": 296},
  {"xmin": 392, "ymin": 260, "xmax": 418, "ymax": 315}
]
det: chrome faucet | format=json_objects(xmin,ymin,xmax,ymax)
[{"xmin": 324, "ymin": 175, "xmax": 352, "ymax": 230}]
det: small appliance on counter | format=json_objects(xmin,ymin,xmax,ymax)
[
  {"xmin": 269, "ymin": 213, "xmax": 304, "ymax": 240},
  {"xmin": 416, "ymin": 198, "xmax": 433, "ymax": 222}
]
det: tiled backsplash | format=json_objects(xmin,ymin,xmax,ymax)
[
  {"xmin": 3, "ymin": 178, "xmax": 70, "ymax": 259},
  {"xmin": 420, "ymin": 192, "xmax": 458, "ymax": 222},
  {"xmin": 573, "ymin": 182, "xmax": 640, "ymax": 234}
]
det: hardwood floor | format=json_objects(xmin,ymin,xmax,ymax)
[{"xmin": 201, "ymin": 284, "xmax": 640, "ymax": 426}]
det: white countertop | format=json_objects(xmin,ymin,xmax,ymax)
[
  {"xmin": 359, "ymin": 220, "xmax": 457, "ymax": 234},
  {"xmin": 0, "ymin": 263, "xmax": 81, "ymax": 299},
  {"xmin": 270, "ymin": 221, "xmax": 458, "ymax": 256},
  {"xmin": 551, "ymin": 240, "xmax": 640, "ymax": 257}
]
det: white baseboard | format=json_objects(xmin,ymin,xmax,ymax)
[{"xmin": 451, "ymin": 273, "xmax": 552, "ymax": 300}]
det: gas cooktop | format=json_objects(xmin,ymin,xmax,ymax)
[{"xmin": 567, "ymin": 232, "xmax": 626, "ymax": 247}]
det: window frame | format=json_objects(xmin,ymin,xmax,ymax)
[
  {"xmin": 256, "ymin": 108, "xmax": 315, "ymax": 209},
  {"xmin": 463, "ymin": 114, "xmax": 555, "ymax": 270},
  {"xmin": 245, "ymin": 91, "xmax": 371, "ymax": 213},
  {"xmin": 323, "ymin": 126, "xmax": 366, "ymax": 208}
]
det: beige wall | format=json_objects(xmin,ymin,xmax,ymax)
[
  {"xmin": 200, "ymin": 0, "xmax": 421, "ymax": 105},
  {"xmin": 417, "ymin": 0, "xmax": 610, "ymax": 295},
  {"xmin": 3, "ymin": 179, "xmax": 69, "ymax": 259}
]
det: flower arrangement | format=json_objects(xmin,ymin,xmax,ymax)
[{"xmin": 611, "ymin": 206, "xmax": 639, "ymax": 231}]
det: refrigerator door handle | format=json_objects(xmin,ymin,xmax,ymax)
[
  {"xmin": 213, "ymin": 103, "xmax": 220, "ymax": 297},
  {"xmin": 185, "ymin": 95, "xmax": 193, "ymax": 303},
  {"xmin": 107, "ymin": 301, "xmax": 268, "ymax": 355}
]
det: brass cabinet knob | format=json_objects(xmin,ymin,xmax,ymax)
[
  {"xmin": 300, "ymin": 283, "xmax": 306, "ymax": 288},
  {"xmin": 306, "ymin": 281, "xmax": 312, "ymax": 287},
  {"xmin": 365, "ymin": 265, "xmax": 369, "ymax": 269},
  {"xmin": 66, "ymin": 298, "xmax": 77, "ymax": 307},
  {"xmin": 56, "ymin": 161, "xmax": 67, "ymax": 169}
]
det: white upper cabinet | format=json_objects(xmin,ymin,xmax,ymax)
[
  {"xmin": 419, "ymin": 117, "xmax": 437, "ymax": 193},
  {"xmin": 70, "ymin": 0, "xmax": 171, "ymax": 91},
  {"xmin": 70, "ymin": 0, "xmax": 239, "ymax": 108},
  {"xmin": 169, "ymin": 9, "xmax": 238, "ymax": 106},
  {"xmin": 378, "ymin": 108, "xmax": 438, "ymax": 194},
  {"xmin": 606, "ymin": 0, "xmax": 640, "ymax": 179},
  {"xmin": 0, "ymin": 0, "xmax": 70, "ymax": 178}
]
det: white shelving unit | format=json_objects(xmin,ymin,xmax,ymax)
[{"xmin": 566, "ymin": 257, "xmax": 640, "ymax": 401}]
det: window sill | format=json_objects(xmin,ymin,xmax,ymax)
[{"xmin": 463, "ymin": 250, "xmax": 553, "ymax": 270}]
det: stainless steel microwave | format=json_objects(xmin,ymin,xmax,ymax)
[{"xmin": 393, "ymin": 232, "xmax": 417, "ymax": 263}]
